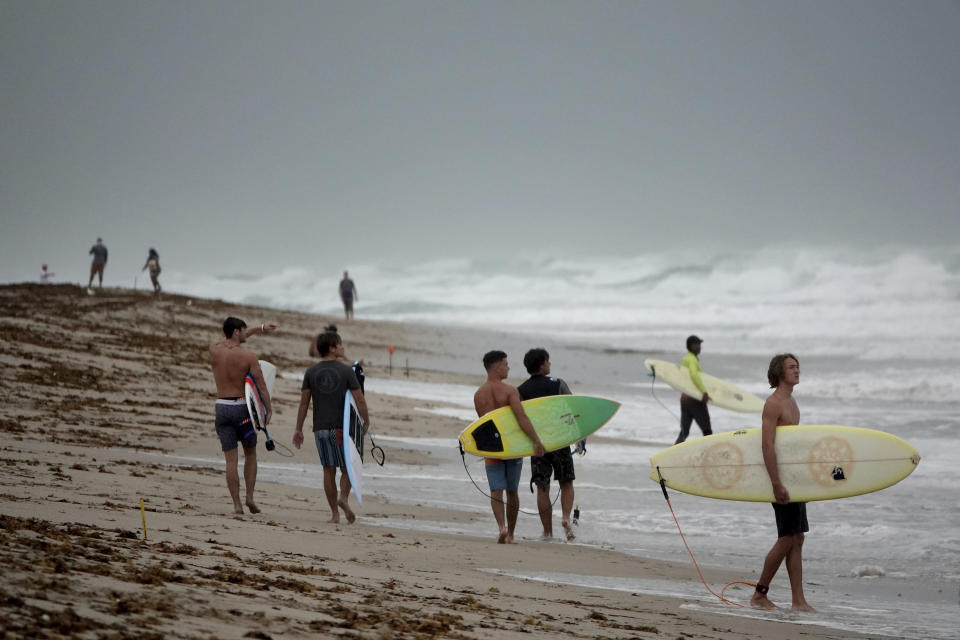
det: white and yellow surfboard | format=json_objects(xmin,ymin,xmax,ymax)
[
  {"xmin": 644, "ymin": 358, "xmax": 764, "ymax": 413},
  {"xmin": 649, "ymin": 425, "xmax": 920, "ymax": 502}
]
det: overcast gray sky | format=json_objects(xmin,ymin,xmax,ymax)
[{"xmin": 1, "ymin": 0, "xmax": 958, "ymax": 282}]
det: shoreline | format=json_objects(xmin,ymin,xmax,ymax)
[{"xmin": 0, "ymin": 284, "xmax": 886, "ymax": 638}]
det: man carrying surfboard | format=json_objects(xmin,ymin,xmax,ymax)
[
  {"xmin": 209, "ymin": 317, "xmax": 278, "ymax": 515},
  {"xmin": 676, "ymin": 335, "xmax": 712, "ymax": 444},
  {"xmin": 750, "ymin": 353, "xmax": 816, "ymax": 612},
  {"xmin": 474, "ymin": 350, "xmax": 545, "ymax": 544},
  {"xmin": 293, "ymin": 331, "xmax": 370, "ymax": 524},
  {"xmin": 518, "ymin": 348, "xmax": 578, "ymax": 542}
]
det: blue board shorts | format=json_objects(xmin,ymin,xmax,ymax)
[
  {"xmin": 314, "ymin": 429, "xmax": 347, "ymax": 468},
  {"xmin": 215, "ymin": 400, "xmax": 257, "ymax": 452},
  {"xmin": 485, "ymin": 458, "xmax": 523, "ymax": 491}
]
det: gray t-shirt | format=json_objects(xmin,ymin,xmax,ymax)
[
  {"xmin": 301, "ymin": 360, "xmax": 360, "ymax": 432},
  {"xmin": 89, "ymin": 243, "xmax": 108, "ymax": 262}
]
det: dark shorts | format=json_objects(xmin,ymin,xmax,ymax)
[
  {"xmin": 530, "ymin": 446, "xmax": 576, "ymax": 491},
  {"xmin": 677, "ymin": 395, "xmax": 712, "ymax": 443},
  {"xmin": 343, "ymin": 298, "xmax": 354, "ymax": 312},
  {"xmin": 772, "ymin": 502, "xmax": 809, "ymax": 537},
  {"xmin": 215, "ymin": 400, "xmax": 257, "ymax": 452},
  {"xmin": 485, "ymin": 458, "xmax": 523, "ymax": 492},
  {"xmin": 314, "ymin": 429, "xmax": 347, "ymax": 468}
]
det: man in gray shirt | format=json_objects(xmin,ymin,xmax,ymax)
[
  {"xmin": 88, "ymin": 238, "xmax": 108, "ymax": 289},
  {"xmin": 294, "ymin": 331, "xmax": 370, "ymax": 524}
]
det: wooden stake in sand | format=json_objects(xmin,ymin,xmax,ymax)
[{"xmin": 140, "ymin": 498, "xmax": 147, "ymax": 540}]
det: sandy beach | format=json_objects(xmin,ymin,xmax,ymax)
[{"xmin": 0, "ymin": 284, "xmax": 884, "ymax": 639}]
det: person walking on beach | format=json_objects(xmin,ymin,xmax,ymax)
[
  {"xmin": 88, "ymin": 238, "xmax": 108, "ymax": 290},
  {"xmin": 40, "ymin": 264, "xmax": 55, "ymax": 283},
  {"xmin": 209, "ymin": 317, "xmax": 279, "ymax": 515},
  {"xmin": 474, "ymin": 350, "xmax": 546, "ymax": 544},
  {"xmin": 339, "ymin": 271, "xmax": 358, "ymax": 320},
  {"xmin": 676, "ymin": 335, "xmax": 712, "ymax": 444},
  {"xmin": 293, "ymin": 331, "xmax": 370, "ymax": 524},
  {"xmin": 141, "ymin": 248, "xmax": 161, "ymax": 294},
  {"xmin": 750, "ymin": 353, "xmax": 816, "ymax": 612},
  {"xmin": 518, "ymin": 348, "xmax": 578, "ymax": 541}
]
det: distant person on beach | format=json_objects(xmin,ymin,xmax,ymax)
[
  {"xmin": 676, "ymin": 335, "xmax": 712, "ymax": 444},
  {"xmin": 209, "ymin": 317, "xmax": 279, "ymax": 515},
  {"xmin": 141, "ymin": 248, "xmax": 161, "ymax": 294},
  {"xmin": 474, "ymin": 350, "xmax": 546, "ymax": 544},
  {"xmin": 339, "ymin": 271, "xmax": 357, "ymax": 320},
  {"xmin": 88, "ymin": 238, "xmax": 108, "ymax": 290},
  {"xmin": 750, "ymin": 353, "xmax": 816, "ymax": 613},
  {"xmin": 294, "ymin": 331, "xmax": 370, "ymax": 524},
  {"xmin": 518, "ymin": 348, "xmax": 578, "ymax": 541},
  {"xmin": 40, "ymin": 264, "xmax": 55, "ymax": 283}
]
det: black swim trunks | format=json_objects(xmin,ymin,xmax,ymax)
[
  {"xmin": 772, "ymin": 502, "xmax": 808, "ymax": 537},
  {"xmin": 530, "ymin": 446, "xmax": 576, "ymax": 492},
  {"xmin": 215, "ymin": 399, "xmax": 257, "ymax": 452}
]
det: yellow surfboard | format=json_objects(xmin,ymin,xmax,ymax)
[
  {"xmin": 649, "ymin": 425, "xmax": 920, "ymax": 502},
  {"xmin": 644, "ymin": 358, "xmax": 764, "ymax": 413}
]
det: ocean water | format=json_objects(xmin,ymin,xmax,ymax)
[{"xmin": 162, "ymin": 246, "xmax": 959, "ymax": 638}]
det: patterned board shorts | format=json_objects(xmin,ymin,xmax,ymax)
[
  {"xmin": 314, "ymin": 429, "xmax": 347, "ymax": 468},
  {"xmin": 530, "ymin": 446, "xmax": 576, "ymax": 491},
  {"xmin": 215, "ymin": 400, "xmax": 257, "ymax": 452}
]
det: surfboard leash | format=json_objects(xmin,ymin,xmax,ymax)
[
  {"xmin": 458, "ymin": 444, "xmax": 561, "ymax": 517},
  {"xmin": 648, "ymin": 368, "xmax": 682, "ymax": 425},
  {"xmin": 572, "ymin": 439, "xmax": 587, "ymax": 525},
  {"xmin": 655, "ymin": 466, "xmax": 755, "ymax": 608}
]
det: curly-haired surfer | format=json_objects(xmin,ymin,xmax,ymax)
[{"xmin": 750, "ymin": 353, "xmax": 816, "ymax": 612}]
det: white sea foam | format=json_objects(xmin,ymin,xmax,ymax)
[{"xmin": 163, "ymin": 246, "xmax": 960, "ymax": 361}]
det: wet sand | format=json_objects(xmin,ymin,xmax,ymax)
[{"xmin": 0, "ymin": 283, "xmax": 880, "ymax": 639}]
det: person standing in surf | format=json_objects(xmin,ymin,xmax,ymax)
[
  {"xmin": 676, "ymin": 335, "xmax": 712, "ymax": 444},
  {"xmin": 518, "ymin": 348, "xmax": 579, "ymax": 541},
  {"xmin": 339, "ymin": 271, "xmax": 358, "ymax": 320},
  {"xmin": 474, "ymin": 350, "xmax": 546, "ymax": 544},
  {"xmin": 209, "ymin": 317, "xmax": 278, "ymax": 515},
  {"xmin": 294, "ymin": 331, "xmax": 370, "ymax": 524},
  {"xmin": 87, "ymin": 237, "xmax": 108, "ymax": 290},
  {"xmin": 750, "ymin": 353, "xmax": 816, "ymax": 612}
]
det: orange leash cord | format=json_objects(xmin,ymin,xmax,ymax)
[{"xmin": 656, "ymin": 467, "xmax": 755, "ymax": 608}]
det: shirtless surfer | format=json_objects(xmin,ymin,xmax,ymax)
[
  {"xmin": 473, "ymin": 350, "xmax": 545, "ymax": 544},
  {"xmin": 750, "ymin": 353, "xmax": 816, "ymax": 612},
  {"xmin": 209, "ymin": 317, "xmax": 278, "ymax": 515}
]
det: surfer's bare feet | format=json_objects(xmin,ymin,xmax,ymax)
[
  {"xmin": 750, "ymin": 595, "xmax": 776, "ymax": 610},
  {"xmin": 245, "ymin": 500, "xmax": 260, "ymax": 514},
  {"xmin": 505, "ymin": 534, "xmax": 517, "ymax": 544},
  {"xmin": 233, "ymin": 505, "xmax": 244, "ymax": 515},
  {"xmin": 497, "ymin": 529, "xmax": 508, "ymax": 544},
  {"xmin": 327, "ymin": 514, "xmax": 340, "ymax": 524},
  {"xmin": 338, "ymin": 498, "xmax": 355, "ymax": 524},
  {"xmin": 792, "ymin": 602, "xmax": 817, "ymax": 613}
]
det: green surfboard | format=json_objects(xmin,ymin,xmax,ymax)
[{"xmin": 459, "ymin": 395, "xmax": 621, "ymax": 459}]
